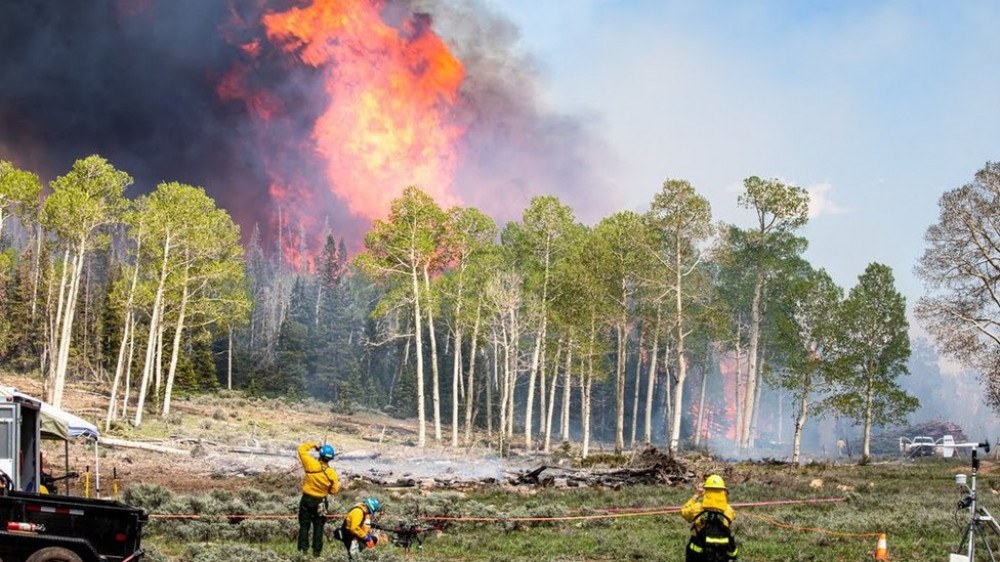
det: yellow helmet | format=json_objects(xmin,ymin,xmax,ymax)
[{"xmin": 704, "ymin": 474, "xmax": 727, "ymax": 490}]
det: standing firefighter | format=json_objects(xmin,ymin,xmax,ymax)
[
  {"xmin": 680, "ymin": 474, "xmax": 739, "ymax": 561},
  {"xmin": 297, "ymin": 441, "xmax": 341, "ymax": 556},
  {"xmin": 335, "ymin": 497, "xmax": 381, "ymax": 559}
]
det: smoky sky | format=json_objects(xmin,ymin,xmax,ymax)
[{"xmin": 0, "ymin": 0, "xmax": 609, "ymax": 250}]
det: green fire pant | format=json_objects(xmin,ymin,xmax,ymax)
[{"xmin": 298, "ymin": 493, "xmax": 326, "ymax": 555}]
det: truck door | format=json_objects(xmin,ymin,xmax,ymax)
[{"xmin": 0, "ymin": 402, "xmax": 17, "ymax": 488}]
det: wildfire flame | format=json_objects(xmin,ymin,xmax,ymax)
[
  {"xmin": 217, "ymin": 0, "xmax": 467, "ymax": 268},
  {"xmin": 3, "ymin": 0, "xmax": 604, "ymax": 272},
  {"xmin": 263, "ymin": 0, "xmax": 465, "ymax": 218}
]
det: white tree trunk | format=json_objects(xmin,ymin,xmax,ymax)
[
  {"xmin": 582, "ymin": 365, "xmax": 593, "ymax": 459},
  {"xmin": 561, "ymin": 340, "xmax": 572, "ymax": 443},
  {"xmin": 750, "ymin": 354, "xmax": 764, "ymax": 449},
  {"xmin": 227, "ymin": 327, "xmax": 233, "ymax": 391},
  {"xmin": 663, "ymin": 344, "xmax": 672, "ymax": 450},
  {"xmin": 30, "ymin": 226, "xmax": 42, "ymax": 322},
  {"xmin": 615, "ymin": 320, "xmax": 627, "ymax": 454},
  {"xmin": 121, "ymin": 317, "xmax": 137, "ymax": 420},
  {"xmin": 463, "ymin": 304, "xmax": 481, "ymax": 446},
  {"xmin": 643, "ymin": 324, "xmax": 659, "ymax": 445},
  {"xmin": 154, "ymin": 319, "xmax": 166, "ymax": 396},
  {"xmin": 162, "ymin": 266, "xmax": 190, "ymax": 417},
  {"xmin": 52, "ymin": 244, "xmax": 86, "ymax": 408},
  {"xmin": 451, "ymin": 276, "xmax": 466, "ymax": 448},
  {"xmin": 695, "ymin": 365, "xmax": 709, "ymax": 446},
  {"xmin": 792, "ymin": 386, "xmax": 809, "ymax": 465},
  {"xmin": 733, "ymin": 337, "xmax": 744, "ymax": 447},
  {"xmin": 583, "ymin": 316, "xmax": 597, "ymax": 458},
  {"xmin": 863, "ymin": 376, "xmax": 874, "ymax": 462},
  {"xmin": 498, "ymin": 328, "xmax": 510, "ymax": 452},
  {"xmin": 108, "ymin": 250, "xmax": 143, "ymax": 430},
  {"xmin": 740, "ymin": 271, "xmax": 765, "ymax": 449},
  {"xmin": 506, "ymin": 310, "xmax": 518, "ymax": 439},
  {"xmin": 134, "ymin": 236, "xmax": 171, "ymax": 427},
  {"xmin": 487, "ymin": 338, "xmax": 497, "ymax": 438},
  {"xmin": 46, "ymin": 251, "xmax": 69, "ymax": 397},
  {"xmin": 105, "ymin": 311, "xmax": 132, "ymax": 431},
  {"xmin": 411, "ymin": 264, "xmax": 426, "ymax": 448},
  {"xmin": 543, "ymin": 339, "xmax": 562, "ymax": 452},
  {"xmin": 669, "ymin": 250, "xmax": 689, "ymax": 455},
  {"xmin": 669, "ymin": 353, "xmax": 689, "ymax": 454},
  {"xmin": 524, "ymin": 328, "xmax": 543, "ymax": 451},
  {"xmin": 451, "ymin": 327, "xmax": 462, "ymax": 448},
  {"xmin": 630, "ymin": 329, "xmax": 643, "ymax": 449},
  {"xmin": 423, "ymin": 266, "xmax": 442, "ymax": 442}
]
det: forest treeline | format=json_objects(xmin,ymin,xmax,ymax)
[{"xmin": 1, "ymin": 156, "xmax": 998, "ymax": 463}]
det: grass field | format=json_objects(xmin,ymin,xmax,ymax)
[{"xmin": 134, "ymin": 456, "xmax": 997, "ymax": 561}]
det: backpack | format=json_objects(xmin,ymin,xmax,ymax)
[{"xmin": 689, "ymin": 509, "xmax": 738, "ymax": 561}]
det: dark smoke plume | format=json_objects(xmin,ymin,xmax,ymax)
[{"xmin": 0, "ymin": 0, "xmax": 609, "ymax": 251}]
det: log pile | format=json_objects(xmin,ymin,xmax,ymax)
[
  {"xmin": 870, "ymin": 418, "xmax": 969, "ymax": 456},
  {"xmin": 351, "ymin": 447, "xmax": 693, "ymax": 491},
  {"xmin": 511, "ymin": 447, "xmax": 694, "ymax": 489}
]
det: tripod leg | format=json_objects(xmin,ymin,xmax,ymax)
[
  {"xmin": 958, "ymin": 521, "xmax": 973, "ymax": 556},
  {"xmin": 978, "ymin": 522, "xmax": 998, "ymax": 562},
  {"xmin": 967, "ymin": 521, "xmax": 1000, "ymax": 562}
]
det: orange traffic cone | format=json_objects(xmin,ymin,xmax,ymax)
[{"xmin": 874, "ymin": 533, "xmax": 889, "ymax": 560}]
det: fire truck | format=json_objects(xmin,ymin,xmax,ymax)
[{"xmin": 0, "ymin": 388, "xmax": 146, "ymax": 562}]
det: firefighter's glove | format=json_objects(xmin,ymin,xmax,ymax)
[{"xmin": 365, "ymin": 534, "xmax": 377, "ymax": 549}]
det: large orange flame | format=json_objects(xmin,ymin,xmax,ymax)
[{"xmin": 263, "ymin": 0, "xmax": 466, "ymax": 220}]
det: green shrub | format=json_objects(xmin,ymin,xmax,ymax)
[{"xmin": 122, "ymin": 484, "xmax": 175, "ymax": 511}]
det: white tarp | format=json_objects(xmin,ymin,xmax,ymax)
[{"xmin": 0, "ymin": 386, "xmax": 99, "ymax": 441}]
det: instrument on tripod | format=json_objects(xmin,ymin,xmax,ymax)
[{"xmin": 952, "ymin": 440, "xmax": 998, "ymax": 562}]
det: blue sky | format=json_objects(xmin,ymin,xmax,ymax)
[{"xmin": 484, "ymin": 0, "xmax": 1000, "ymax": 312}]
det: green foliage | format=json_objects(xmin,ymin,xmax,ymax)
[
  {"xmin": 828, "ymin": 263, "xmax": 917, "ymax": 460},
  {"xmin": 41, "ymin": 155, "xmax": 131, "ymax": 246},
  {"xmin": 0, "ymin": 160, "xmax": 42, "ymax": 236},
  {"xmin": 122, "ymin": 483, "xmax": 176, "ymax": 511}
]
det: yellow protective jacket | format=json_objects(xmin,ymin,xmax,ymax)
[
  {"xmin": 343, "ymin": 503, "xmax": 373, "ymax": 540},
  {"xmin": 680, "ymin": 488, "xmax": 736, "ymax": 533},
  {"xmin": 298, "ymin": 441, "xmax": 341, "ymax": 499}
]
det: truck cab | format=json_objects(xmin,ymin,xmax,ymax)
[{"xmin": 0, "ymin": 389, "xmax": 146, "ymax": 562}]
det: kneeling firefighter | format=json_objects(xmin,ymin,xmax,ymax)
[
  {"xmin": 679, "ymin": 474, "xmax": 739, "ymax": 561},
  {"xmin": 335, "ymin": 497, "xmax": 381, "ymax": 559}
]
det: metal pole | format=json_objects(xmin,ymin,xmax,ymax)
[
  {"xmin": 969, "ymin": 450, "xmax": 979, "ymax": 561},
  {"xmin": 64, "ymin": 438, "xmax": 70, "ymax": 496},
  {"xmin": 94, "ymin": 439, "xmax": 100, "ymax": 498}
]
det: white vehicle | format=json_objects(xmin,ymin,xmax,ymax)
[{"xmin": 900, "ymin": 435, "xmax": 938, "ymax": 458}]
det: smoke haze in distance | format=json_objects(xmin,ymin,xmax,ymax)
[{"xmin": 0, "ymin": 0, "xmax": 611, "ymax": 257}]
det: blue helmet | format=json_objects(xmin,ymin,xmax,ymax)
[
  {"xmin": 364, "ymin": 497, "xmax": 381, "ymax": 513},
  {"xmin": 318, "ymin": 444, "xmax": 335, "ymax": 461}
]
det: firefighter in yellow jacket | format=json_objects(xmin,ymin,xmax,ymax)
[
  {"xmin": 337, "ymin": 497, "xmax": 381, "ymax": 559},
  {"xmin": 680, "ymin": 474, "xmax": 739, "ymax": 561},
  {"xmin": 297, "ymin": 441, "xmax": 340, "ymax": 556}
]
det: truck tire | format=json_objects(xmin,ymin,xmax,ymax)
[{"xmin": 25, "ymin": 547, "xmax": 84, "ymax": 562}]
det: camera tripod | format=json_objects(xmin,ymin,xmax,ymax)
[{"xmin": 955, "ymin": 445, "xmax": 1000, "ymax": 562}]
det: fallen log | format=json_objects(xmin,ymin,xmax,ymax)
[
  {"xmin": 100, "ymin": 437, "xmax": 189, "ymax": 455},
  {"xmin": 226, "ymin": 446, "xmax": 291, "ymax": 457},
  {"xmin": 516, "ymin": 465, "xmax": 547, "ymax": 485},
  {"xmin": 339, "ymin": 450, "xmax": 382, "ymax": 461}
]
